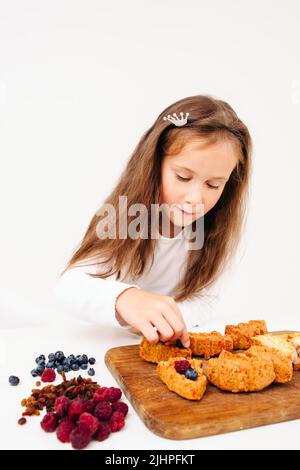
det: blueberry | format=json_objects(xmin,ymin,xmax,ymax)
[
  {"xmin": 46, "ymin": 361, "xmax": 54, "ymax": 369},
  {"xmin": 71, "ymin": 363, "xmax": 79, "ymax": 371},
  {"xmin": 35, "ymin": 357, "xmax": 41, "ymax": 364},
  {"xmin": 55, "ymin": 351, "xmax": 65, "ymax": 362},
  {"xmin": 38, "ymin": 354, "xmax": 45, "ymax": 361},
  {"xmin": 9, "ymin": 375, "xmax": 20, "ymax": 386},
  {"xmin": 36, "ymin": 365, "xmax": 45, "ymax": 374},
  {"xmin": 184, "ymin": 367, "xmax": 198, "ymax": 381},
  {"xmin": 54, "ymin": 360, "xmax": 61, "ymax": 368},
  {"xmin": 88, "ymin": 368, "xmax": 95, "ymax": 376},
  {"xmin": 77, "ymin": 356, "xmax": 86, "ymax": 365},
  {"xmin": 80, "ymin": 363, "xmax": 88, "ymax": 370},
  {"xmin": 88, "ymin": 357, "xmax": 96, "ymax": 365},
  {"xmin": 63, "ymin": 365, "xmax": 70, "ymax": 373},
  {"xmin": 82, "ymin": 354, "xmax": 88, "ymax": 361},
  {"xmin": 57, "ymin": 365, "xmax": 64, "ymax": 373},
  {"xmin": 31, "ymin": 369, "xmax": 38, "ymax": 377},
  {"xmin": 37, "ymin": 360, "xmax": 45, "ymax": 367},
  {"xmin": 48, "ymin": 353, "xmax": 55, "ymax": 361},
  {"xmin": 68, "ymin": 354, "xmax": 75, "ymax": 360}
]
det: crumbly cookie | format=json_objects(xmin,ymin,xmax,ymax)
[
  {"xmin": 188, "ymin": 331, "xmax": 233, "ymax": 359},
  {"xmin": 207, "ymin": 349, "xmax": 275, "ymax": 392},
  {"xmin": 139, "ymin": 337, "xmax": 192, "ymax": 364},
  {"xmin": 245, "ymin": 345, "xmax": 293, "ymax": 383},
  {"xmin": 252, "ymin": 333, "xmax": 299, "ymax": 372},
  {"xmin": 225, "ymin": 320, "xmax": 267, "ymax": 350},
  {"xmin": 157, "ymin": 357, "xmax": 207, "ymax": 400}
]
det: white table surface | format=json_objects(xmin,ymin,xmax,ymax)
[{"xmin": 1, "ymin": 320, "xmax": 299, "ymax": 451}]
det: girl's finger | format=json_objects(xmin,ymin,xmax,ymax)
[
  {"xmin": 179, "ymin": 329, "xmax": 190, "ymax": 348},
  {"xmin": 161, "ymin": 308, "xmax": 186, "ymax": 338},
  {"xmin": 139, "ymin": 322, "xmax": 160, "ymax": 344},
  {"xmin": 151, "ymin": 314, "xmax": 175, "ymax": 343},
  {"xmin": 168, "ymin": 300, "xmax": 190, "ymax": 347}
]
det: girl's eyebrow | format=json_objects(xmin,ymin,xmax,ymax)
[{"xmin": 173, "ymin": 164, "xmax": 229, "ymax": 180}]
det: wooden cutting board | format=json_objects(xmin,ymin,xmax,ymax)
[{"xmin": 104, "ymin": 331, "xmax": 300, "ymax": 440}]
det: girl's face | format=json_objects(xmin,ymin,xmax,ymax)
[{"xmin": 159, "ymin": 137, "xmax": 239, "ymax": 237}]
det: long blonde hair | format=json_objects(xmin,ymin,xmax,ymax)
[{"xmin": 62, "ymin": 94, "xmax": 252, "ymax": 302}]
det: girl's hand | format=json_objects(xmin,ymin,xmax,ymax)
[{"xmin": 115, "ymin": 287, "xmax": 190, "ymax": 347}]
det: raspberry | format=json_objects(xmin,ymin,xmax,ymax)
[
  {"xmin": 94, "ymin": 401, "xmax": 112, "ymax": 421},
  {"xmin": 40, "ymin": 412, "xmax": 59, "ymax": 432},
  {"xmin": 84, "ymin": 399, "xmax": 95, "ymax": 414},
  {"xmin": 174, "ymin": 360, "xmax": 190, "ymax": 374},
  {"xmin": 94, "ymin": 421, "xmax": 111, "ymax": 441},
  {"xmin": 70, "ymin": 425, "xmax": 92, "ymax": 449},
  {"xmin": 56, "ymin": 418, "xmax": 76, "ymax": 443},
  {"xmin": 68, "ymin": 398, "xmax": 86, "ymax": 421},
  {"xmin": 110, "ymin": 411, "xmax": 125, "ymax": 432},
  {"xmin": 112, "ymin": 401, "xmax": 129, "ymax": 416},
  {"xmin": 55, "ymin": 396, "xmax": 69, "ymax": 417},
  {"xmin": 93, "ymin": 387, "xmax": 122, "ymax": 403},
  {"xmin": 79, "ymin": 413, "xmax": 99, "ymax": 435},
  {"xmin": 41, "ymin": 368, "xmax": 56, "ymax": 383}
]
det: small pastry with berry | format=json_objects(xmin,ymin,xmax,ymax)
[
  {"xmin": 140, "ymin": 337, "xmax": 192, "ymax": 364},
  {"xmin": 157, "ymin": 357, "xmax": 207, "ymax": 400}
]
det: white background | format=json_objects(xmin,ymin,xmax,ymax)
[
  {"xmin": 0, "ymin": 0, "xmax": 300, "ymax": 328},
  {"xmin": 0, "ymin": 0, "xmax": 299, "ymax": 450}
]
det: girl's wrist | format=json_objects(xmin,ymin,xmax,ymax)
[{"xmin": 114, "ymin": 286, "xmax": 137, "ymax": 326}]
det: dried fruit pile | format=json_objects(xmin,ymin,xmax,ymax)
[{"xmin": 21, "ymin": 373, "xmax": 100, "ymax": 417}]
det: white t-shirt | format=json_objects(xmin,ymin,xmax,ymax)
[{"xmin": 54, "ymin": 227, "xmax": 222, "ymax": 331}]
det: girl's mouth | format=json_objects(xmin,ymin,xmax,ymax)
[{"xmin": 177, "ymin": 206, "xmax": 195, "ymax": 216}]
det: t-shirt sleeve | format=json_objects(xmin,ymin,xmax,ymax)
[{"xmin": 54, "ymin": 262, "xmax": 141, "ymax": 329}]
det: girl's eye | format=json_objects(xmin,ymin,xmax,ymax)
[
  {"xmin": 176, "ymin": 174, "xmax": 221, "ymax": 189},
  {"xmin": 176, "ymin": 174, "xmax": 190, "ymax": 182}
]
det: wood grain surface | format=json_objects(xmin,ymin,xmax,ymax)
[{"xmin": 104, "ymin": 331, "xmax": 300, "ymax": 440}]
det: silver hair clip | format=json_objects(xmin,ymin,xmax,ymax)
[{"xmin": 163, "ymin": 112, "xmax": 190, "ymax": 127}]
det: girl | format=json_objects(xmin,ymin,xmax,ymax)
[{"xmin": 55, "ymin": 94, "xmax": 252, "ymax": 347}]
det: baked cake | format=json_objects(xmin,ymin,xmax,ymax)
[
  {"xmin": 207, "ymin": 349, "xmax": 275, "ymax": 392},
  {"xmin": 140, "ymin": 337, "xmax": 192, "ymax": 364},
  {"xmin": 225, "ymin": 320, "xmax": 267, "ymax": 350},
  {"xmin": 252, "ymin": 333, "xmax": 299, "ymax": 373},
  {"xmin": 244, "ymin": 344, "xmax": 293, "ymax": 383},
  {"xmin": 188, "ymin": 331, "xmax": 233, "ymax": 359}
]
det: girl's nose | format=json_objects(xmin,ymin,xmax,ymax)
[{"xmin": 185, "ymin": 184, "xmax": 204, "ymax": 207}]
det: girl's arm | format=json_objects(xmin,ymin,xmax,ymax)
[
  {"xmin": 54, "ymin": 263, "xmax": 141, "ymax": 329},
  {"xmin": 54, "ymin": 260, "xmax": 222, "ymax": 332}
]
